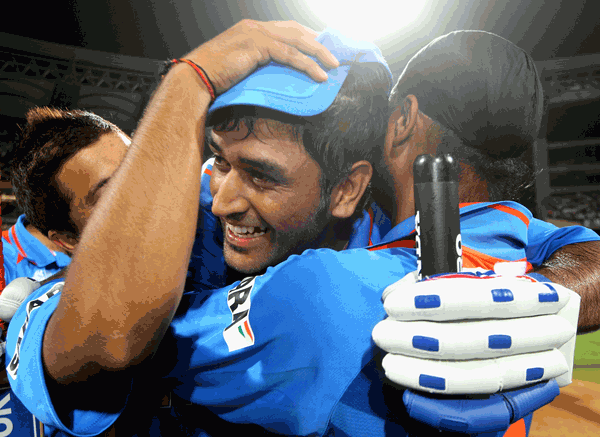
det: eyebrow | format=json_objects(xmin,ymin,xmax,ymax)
[
  {"xmin": 207, "ymin": 138, "xmax": 222, "ymax": 154},
  {"xmin": 239, "ymin": 157, "xmax": 289, "ymax": 183},
  {"xmin": 85, "ymin": 178, "xmax": 110, "ymax": 205},
  {"xmin": 208, "ymin": 137, "xmax": 289, "ymax": 183}
]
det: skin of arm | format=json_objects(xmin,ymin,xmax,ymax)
[
  {"xmin": 43, "ymin": 64, "xmax": 207, "ymax": 384},
  {"xmin": 40, "ymin": 20, "xmax": 339, "ymax": 390},
  {"xmin": 535, "ymin": 241, "xmax": 600, "ymax": 334}
]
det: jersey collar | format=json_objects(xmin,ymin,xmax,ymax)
[{"xmin": 12, "ymin": 215, "xmax": 70, "ymax": 268}]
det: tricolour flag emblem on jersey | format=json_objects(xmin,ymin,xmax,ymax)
[{"xmin": 223, "ymin": 277, "xmax": 256, "ymax": 352}]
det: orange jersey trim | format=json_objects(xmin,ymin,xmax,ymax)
[
  {"xmin": 488, "ymin": 204, "xmax": 530, "ymax": 227},
  {"xmin": 368, "ymin": 239, "xmax": 415, "ymax": 251},
  {"xmin": 10, "ymin": 225, "xmax": 28, "ymax": 264},
  {"xmin": 503, "ymin": 418, "xmax": 526, "ymax": 437},
  {"xmin": 462, "ymin": 246, "xmax": 533, "ymax": 272},
  {"xmin": 367, "ymin": 208, "xmax": 374, "ymax": 246},
  {"xmin": 459, "ymin": 202, "xmax": 530, "ymax": 227}
]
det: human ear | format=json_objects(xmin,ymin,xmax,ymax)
[
  {"xmin": 48, "ymin": 230, "xmax": 78, "ymax": 254},
  {"xmin": 387, "ymin": 95, "xmax": 419, "ymax": 148},
  {"xmin": 330, "ymin": 161, "xmax": 373, "ymax": 219}
]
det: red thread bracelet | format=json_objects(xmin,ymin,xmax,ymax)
[{"xmin": 168, "ymin": 58, "xmax": 216, "ymax": 102}]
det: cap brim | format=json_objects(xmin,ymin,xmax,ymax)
[{"xmin": 208, "ymin": 63, "xmax": 351, "ymax": 117}]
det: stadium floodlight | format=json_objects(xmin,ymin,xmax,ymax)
[{"xmin": 306, "ymin": 0, "xmax": 428, "ymax": 42}]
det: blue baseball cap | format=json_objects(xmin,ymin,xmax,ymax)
[{"xmin": 208, "ymin": 28, "xmax": 392, "ymax": 117}]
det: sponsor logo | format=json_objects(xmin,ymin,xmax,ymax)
[
  {"xmin": 455, "ymin": 233, "xmax": 463, "ymax": 272},
  {"xmin": 223, "ymin": 277, "xmax": 256, "ymax": 352},
  {"xmin": 0, "ymin": 393, "xmax": 12, "ymax": 437},
  {"xmin": 415, "ymin": 211, "xmax": 422, "ymax": 280},
  {"xmin": 7, "ymin": 283, "xmax": 63, "ymax": 380}
]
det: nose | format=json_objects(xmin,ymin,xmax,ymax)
[{"xmin": 211, "ymin": 170, "xmax": 251, "ymax": 219}]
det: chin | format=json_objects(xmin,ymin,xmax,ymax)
[{"xmin": 225, "ymin": 255, "xmax": 268, "ymax": 276}]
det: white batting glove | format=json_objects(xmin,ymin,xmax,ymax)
[
  {"xmin": 372, "ymin": 266, "xmax": 580, "ymax": 394},
  {"xmin": 0, "ymin": 277, "xmax": 40, "ymax": 322}
]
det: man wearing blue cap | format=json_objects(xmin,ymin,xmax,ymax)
[{"xmin": 4, "ymin": 20, "xmax": 600, "ymax": 437}]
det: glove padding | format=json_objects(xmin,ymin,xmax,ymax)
[
  {"xmin": 403, "ymin": 379, "xmax": 560, "ymax": 434},
  {"xmin": 0, "ymin": 277, "xmax": 40, "ymax": 322},
  {"xmin": 372, "ymin": 269, "xmax": 580, "ymax": 394}
]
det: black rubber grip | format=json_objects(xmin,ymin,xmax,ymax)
[{"xmin": 413, "ymin": 154, "xmax": 462, "ymax": 279}]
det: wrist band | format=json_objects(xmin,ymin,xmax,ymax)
[{"xmin": 160, "ymin": 58, "xmax": 216, "ymax": 102}]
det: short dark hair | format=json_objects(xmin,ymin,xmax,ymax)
[
  {"xmin": 389, "ymin": 30, "xmax": 543, "ymax": 203},
  {"xmin": 435, "ymin": 122, "xmax": 536, "ymax": 203},
  {"xmin": 207, "ymin": 63, "xmax": 391, "ymax": 219},
  {"xmin": 11, "ymin": 107, "xmax": 120, "ymax": 235}
]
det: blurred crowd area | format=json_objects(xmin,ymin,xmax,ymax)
[
  {"xmin": 1, "ymin": 131, "xmax": 19, "ymax": 230},
  {"xmin": 546, "ymin": 192, "xmax": 600, "ymax": 230}
]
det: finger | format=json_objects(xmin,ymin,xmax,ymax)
[
  {"xmin": 265, "ymin": 42, "xmax": 330, "ymax": 82},
  {"xmin": 383, "ymin": 349, "xmax": 568, "ymax": 394},
  {"xmin": 263, "ymin": 21, "xmax": 340, "ymax": 69},
  {"xmin": 403, "ymin": 380, "xmax": 560, "ymax": 433},
  {"xmin": 373, "ymin": 315, "xmax": 575, "ymax": 359},
  {"xmin": 384, "ymin": 277, "xmax": 571, "ymax": 321}
]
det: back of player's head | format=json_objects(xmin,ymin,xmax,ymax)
[
  {"xmin": 11, "ymin": 107, "xmax": 120, "ymax": 235},
  {"xmin": 390, "ymin": 30, "xmax": 544, "ymax": 201},
  {"xmin": 391, "ymin": 30, "xmax": 544, "ymax": 158},
  {"xmin": 207, "ymin": 29, "xmax": 392, "ymax": 215}
]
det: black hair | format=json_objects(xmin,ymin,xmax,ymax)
[
  {"xmin": 434, "ymin": 121, "xmax": 536, "ymax": 203},
  {"xmin": 389, "ymin": 30, "xmax": 542, "ymax": 204},
  {"xmin": 207, "ymin": 62, "xmax": 391, "ymax": 222},
  {"xmin": 11, "ymin": 107, "xmax": 120, "ymax": 235}
]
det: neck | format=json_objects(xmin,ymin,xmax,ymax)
[
  {"xmin": 308, "ymin": 218, "xmax": 354, "ymax": 253},
  {"xmin": 25, "ymin": 224, "xmax": 70, "ymax": 255}
]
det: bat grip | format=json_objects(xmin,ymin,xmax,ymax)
[{"xmin": 413, "ymin": 154, "xmax": 462, "ymax": 280}]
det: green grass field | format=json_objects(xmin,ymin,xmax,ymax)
[{"xmin": 573, "ymin": 329, "xmax": 600, "ymax": 383}]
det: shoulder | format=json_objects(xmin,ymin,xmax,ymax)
[
  {"xmin": 460, "ymin": 201, "xmax": 532, "ymax": 223},
  {"xmin": 256, "ymin": 247, "xmax": 416, "ymax": 299}
]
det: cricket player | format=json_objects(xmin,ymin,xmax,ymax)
[
  {"xmin": 5, "ymin": 22, "xmax": 600, "ymax": 437},
  {"xmin": 2, "ymin": 107, "xmax": 133, "ymax": 284},
  {"xmin": 0, "ymin": 108, "xmax": 131, "ymax": 437}
]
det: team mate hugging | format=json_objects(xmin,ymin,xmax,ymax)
[{"xmin": 4, "ymin": 21, "xmax": 600, "ymax": 437}]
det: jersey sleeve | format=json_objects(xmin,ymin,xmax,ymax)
[
  {"xmin": 526, "ymin": 219, "xmax": 600, "ymax": 267},
  {"xmin": 169, "ymin": 248, "xmax": 416, "ymax": 436},
  {"xmin": 2, "ymin": 243, "xmax": 18, "ymax": 284},
  {"xmin": 5, "ymin": 281, "xmax": 123, "ymax": 437},
  {"xmin": 459, "ymin": 202, "xmax": 531, "ymax": 269}
]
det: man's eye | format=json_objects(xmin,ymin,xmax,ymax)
[
  {"xmin": 213, "ymin": 155, "xmax": 229, "ymax": 169},
  {"xmin": 251, "ymin": 173, "xmax": 277, "ymax": 188}
]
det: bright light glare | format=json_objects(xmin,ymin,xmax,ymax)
[{"xmin": 307, "ymin": 0, "xmax": 427, "ymax": 42}]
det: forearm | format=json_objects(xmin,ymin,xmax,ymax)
[
  {"xmin": 534, "ymin": 241, "xmax": 600, "ymax": 333},
  {"xmin": 44, "ymin": 65, "xmax": 210, "ymax": 381}
]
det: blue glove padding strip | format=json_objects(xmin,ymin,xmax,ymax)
[
  {"xmin": 403, "ymin": 379, "xmax": 559, "ymax": 434},
  {"xmin": 525, "ymin": 272, "xmax": 551, "ymax": 283}
]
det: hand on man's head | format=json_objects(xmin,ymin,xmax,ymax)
[{"xmin": 184, "ymin": 20, "xmax": 340, "ymax": 95}]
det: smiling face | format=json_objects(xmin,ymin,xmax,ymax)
[{"xmin": 209, "ymin": 119, "xmax": 333, "ymax": 274}]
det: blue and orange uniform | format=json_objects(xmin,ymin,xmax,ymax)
[
  {"xmin": 2, "ymin": 215, "xmax": 70, "ymax": 284},
  {"xmin": 0, "ymin": 215, "xmax": 65, "ymax": 436},
  {"xmin": 5, "ymin": 160, "xmax": 600, "ymax": 437}
]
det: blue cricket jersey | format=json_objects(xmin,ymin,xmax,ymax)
[
  {"xmin": 1, "ymin": 215, "xmax": 70, "ymax": 437},
  {"xmin": 2, "ymin": 215, "xmax": 70, "ymax": 284},
  {"xmin": 6, "ymin": 160, "xmax": 600, "ymax": 436}
]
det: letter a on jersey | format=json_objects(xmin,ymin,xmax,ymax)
[{"xmin": 223, "ymin": 277, "xmax": 256, "ymax": 352}]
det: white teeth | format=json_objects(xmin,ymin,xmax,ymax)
[{"xmin": 228, "ymin": 224, "xmax": 267, "ymax": 237}]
